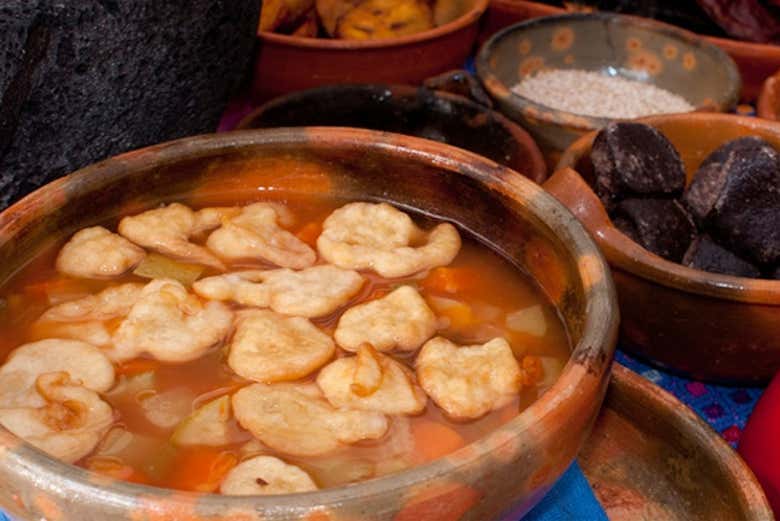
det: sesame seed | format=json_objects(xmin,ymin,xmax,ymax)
[{"xmin": 511, "ymin": 69, "xmax": 694, "ymax": 120}]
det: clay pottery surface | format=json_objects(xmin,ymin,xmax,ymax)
[
  {"xmin": 251, "ymin": 0, "xmax": 488, "ymax": 102},
  {"xmin": 581, "ymin": 364, "xmax": 772, "ymax": 521},
  {"xmin": 476, "ymin": 12, "xmax": 740, "ymax": 161},
  {"xmin": 549, "ymin": 112, "xmax": 780, "ymax": 383},
  {"xmin": 0, "ymin": 128, "xmax": 617, "ymax": 520},
  {"xmin": 237, "ymin": 83, "xmax": 546, "ymax": 183},
  {"xmin": 479, "ymin": 0, "xmax": 780, "ymax": 102}
]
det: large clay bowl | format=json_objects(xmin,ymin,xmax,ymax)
[
  {"xmin": 548, "ymin": 113, "xmax": 780, "ymax": 384},
  {"xmin": 0, "ymin": 128, "xmax": 617, "ymax": 520},
  {"xmin": 479, "ymin": 0, "xmax": 780, "ymax": 102},
  {"xmin": 251, "ymin": 0, "xmax": 489, "ymax": 102},
  {"xmin": 476, "ymin": 13, "xmax": 740, "ymax": 160},
  {"xmin": 236, "ymin": 84, "xmax": 547, "ymax": 183}
]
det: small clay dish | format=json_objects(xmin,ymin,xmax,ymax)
[
  {"xmin": 0, "ymin": 128, "xmax": 617, "ymax": 520},
  {"xmin": 252, "ymin": 0, "xmax": 489, "ymax": 102},
  {"xmin": 237, "ymin": 84, "xmax": 546, "ymax": 183},
  {"xmin": 581, "ymin": 364, "xmax": 771, "ymax": 520},
  {"xmin": 548, "ymin": 112, "xmax": 780, "ymax": 384},
  {"xmin": 478, "ymin": 0, "xmax": 780, "ymax": 102},
  {"xmin": 475, "ymin": 12, "xmax": 740, "ymax": 159},
  {"xmin": 758, "ymin": 68, "xmax": 780, "ymax": 120}
]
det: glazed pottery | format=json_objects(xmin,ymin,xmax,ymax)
[
  {"xmin": 582, "ymin": 364, "xmax": 772, "ymax": 520},
  {"xmin": 480, "ymin": 0, "xmax": 780, "ymax": 102},
  {"xmin": 237, "ymin": 84, "xmax": 546, "ymax": 183},
  {"xmin": 476, "ymin": 13, "xmax": 740, "ymax": 160},
  {"xmin": 0, "ymin": 128, "xmax": 617, "ymax": 520},
  {"xmin": 549, "ymin": 113, "xmax": 780, "ymax": 383},
  {"xmin": 251, "ymin": 0, "xmax": 488, "ymax": 102}
]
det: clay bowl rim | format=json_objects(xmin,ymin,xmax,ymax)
[
  {"xmin": 0, "ymin": 128, "xmax": 618, "ymax": 511},
  {"xmin": 234, "ymin": 83, "xmax": 548, "ymax": 184},
  {"xmin": 555, "ymin": 112, "xmax": 780, "ymax": 305},
  {"xmin": 600, "ymin": 364, "xmax": 773, "ymax": 520},
  {"xmin": 257, "ymin": 0, "xmax": 489, "ymax": 50},
  {"xmin": 757, "ymin": 68, "xmax": 780, "ymax": 120},
  {"xmin": 475, "ymin": 12, "xmax": 742, "ymax": 131}
]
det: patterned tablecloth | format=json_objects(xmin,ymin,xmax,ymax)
[{"xmin": 617, "ymin": 351, "xmax": 763, "ymax": 447}]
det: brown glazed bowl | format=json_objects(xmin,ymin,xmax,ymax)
[
  {"xmin": 479, "ymin": 0, "xmax": 780, "ymax": 102},
  {"xmin": 251, "ymin": 0, "xmax": 489, "ymax": 102},
  {"xmin": 476, "ymin": 13, "xmax": 740, "ymax": 161},
  {"xmin": 758, "ymin": 68, "xmax": 780, "ymax": 120},
  {"xmin": 548, "ymin": 112, "xmax": 780, "ymax": 384},
  {"xmin": 236, "ymin": 84, "xmax": 547, "ymax": 183},
  {"xmin": 0, "ymin": 128, "xmax": 617, "ymax": 520}
]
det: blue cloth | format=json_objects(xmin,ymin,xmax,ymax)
[{"xmin": 502, "ymin": 462, "xmax": 608, "ymax": 521}]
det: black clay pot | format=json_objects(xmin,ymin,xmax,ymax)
[{"xmin": 0, "ymin": 0, "xmax": 261, "ymax": 208}]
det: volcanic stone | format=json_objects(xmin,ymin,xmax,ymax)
[
  {"xmin": 611, "ymin": 198, "xmax": 697, "ymax": 262},
  {"xmin": 683, "ymin": 136, "xmax": 780, "ymax": 265},
  {"xmin": 682, "ymin": 235, "xmax": 761, "ymax": 278},
  {"xmin": 591, "ymin": 122, "xmax": 686, "ymax": 209},
  {"xmin": 0, "ymin": 0, "xmax": 260, "ymax": 209}
]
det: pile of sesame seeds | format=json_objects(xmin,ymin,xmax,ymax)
[{"xmin": 511, "ymin": 69, "xmax": 694, "ymax": 120}]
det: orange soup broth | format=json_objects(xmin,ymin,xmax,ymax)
[{"xmin": 0, "ymin": 193, "xmax": 570, "ymax": 492}]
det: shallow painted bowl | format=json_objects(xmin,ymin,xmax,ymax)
[
  {"xmin": 476, "ymin": 12, "xmax": 740, "ymax": 162},
  {"xmin": 479, "ymin": 0, "xmax": 780, "ymax": 102},
  {"xmin": 549, "ymin": 113, "xmax": 780, "ymax": 384},
  {"xmin": 252, "ymin": 0, "xmax": 489, "ymax": 102},
  {"xmin": 0, "ymin": 128, "xmax": 617, "ymax": 520},
  {"xmin": 237, "ymin": 84, "xmax": 547, "ymax": 183}
]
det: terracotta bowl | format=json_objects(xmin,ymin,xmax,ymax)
[
  {"xmin": 251, "ymin": 0, "xmax": 489, "ymax": 102},
  {"xmin": 548, "ymin": 112, "xmax": 780, "ymax": 384},
  {"xmin": 0, "ymin": 128, "xmax": 617, "ymax": 520},
  {"xmin": 475, "ymin": 12, "xmax": 741, "ymax": 161},
  {"xmin": 758, "ymin": 69, "xmax": 780, "ymax": 121},
  {"xmin": 479, "ymin": 0, "xmax": 780, "ymax": 103},
  {"xmin": 236, "ymin": 84, "xmax": 547, "ymax": 183}
]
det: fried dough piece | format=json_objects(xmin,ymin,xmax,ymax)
[
  {"xmin": 118, "ymin": 203, "xmax": 225, "ymax": 270},
  {"xmin": 33, "ymin": 283, "xmax": 144, "ymax": 348},
  {"xmin": 193, "ymin": 265, "xmax": 364, "ymax": 318},
  {"xmin": 317, "ymin": 344, "xmax": 427, "ymax": 414},
  {"xmin": 220, "ymin": 455, "xmax": 318, "ymax": 495},
  {"xmin": 260, "ymin": 0, "xmax": 316, "ymax": 33},
  {"xmin": 30, "ymin": 321, "xmax": 113, "ymax": 348},
  {"xmin": 337, "ymin": 0, "xmax": 434, "ymax": 40},
  {"xmin": 416, "ymin": 337, "xmax": 521, "ymax": 420},
  {"xmin": 291, "ymin": 9, "xmax": 320, "ymax": 37},
  {"xmin": 39, "ymin": 283, "xmax": 144, "ymax": 323},
  {"xmin": 232, "ymin": 383, "xmax": 388, "ymax": 456},
  {"xmin": 56, "ymin": 227, "xmax": 146, "ymax": 279},
  {"xmin": 315, "ymin": 0, "xmax": 359, "ymax": 36},
  {"xmin": 228, "ymin": 310, "xmax": 335, "ymax": 383},
  {"xmin": 207, "ymin": 203, "xmax": 316, "ymax": 269},
  {"xmin": 193, "ymin": 207, "xmax": 242, "ymax": 235},
  {"xmin": 317, "ymin": 202, "xmax": 460, "ymax": 277},
  {"xmin": 111, "ymin": 279, "xmax": 233, "ymax": 363},
  {"xmin": 335, "ymin": 286, "xmax": 437, "ymax": 352},
  {"xmin": 0, "ymin": 339, "xmax": 115, "ymax": 408},
  {"xmin": 0, "ymin": 372, "xmax": 114, "ymax": 463},
  {"xmin": 433, "ymin": 0, "xmax": 463, "ymax": 26}
]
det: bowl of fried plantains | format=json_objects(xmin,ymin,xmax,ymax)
[{"xmin": 253, "ymin": 0, "xmax": 489, "ymax": 101}]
